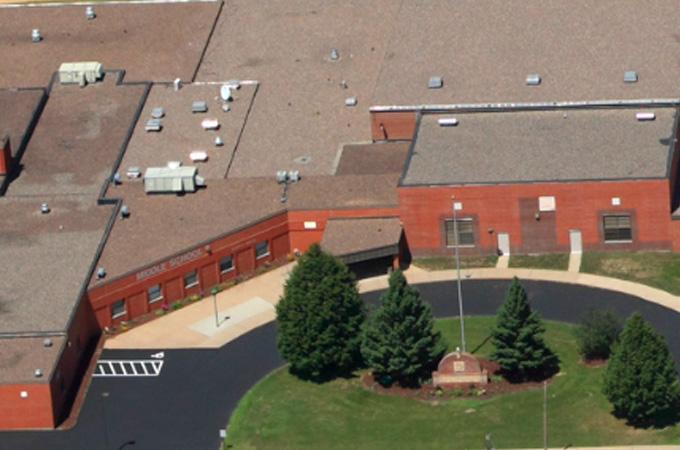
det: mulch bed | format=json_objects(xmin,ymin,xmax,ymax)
[{"xmin": 361, "ymin": 358, "xmax": 551, "ymax": 402}]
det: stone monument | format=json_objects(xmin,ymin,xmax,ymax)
[{"xmin": 432, "ymin": 347, "xmax": 488, "ymax": 387}]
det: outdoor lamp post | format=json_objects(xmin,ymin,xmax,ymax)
[
  {"xmin": 211, "ymin": 287, "xmax": 219, "ymax": 328},
  {"xmin": 453, "ymin": 197, "xmax": 466, "ymax": 353}
]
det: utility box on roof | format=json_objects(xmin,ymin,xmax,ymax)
[
  {"xmin": 144, "ymin": 166, "xmax": 204, "ymax": 194},
  {"xmin": 58, "ymin": 62, "xmax": 103, "ymax": 86}
]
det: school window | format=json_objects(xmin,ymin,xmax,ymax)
[
  {"xmin": 445, "ymin": 219, "xmax": 475, "ymax": 247},
  {"xmin": 604, "ymin": 215, "xmax": 632, "ymax": 242},
  {"xmin": 184, "ymin": 269, "xmax": 198, "ymax": 288},
  {"xmin": 111, "ymin": 299, "xmax": 126, "ymax": 319},
  {"xmin": 220, "ymin": 255, "xmax": 234, "ymax": 273},
  {"xmin": 255, "ymin": 240, "xmax": 269, "ymax": 259},
  {"xmin": 147, "ymin": 284, "xmax": 162, "ymax": 303}
]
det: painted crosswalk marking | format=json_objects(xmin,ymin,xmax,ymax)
[{"xmin": 93, "ymin": 360, "xmax": 164, "ymax": 377}]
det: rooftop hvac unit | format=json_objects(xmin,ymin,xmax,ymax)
[
  {"xmin": 85, "ymin": 6, "xmax": 95, "ymax": 19},
  {"xmin": 146, "ymin": 119, "xmax": 162, "ymax": 132},
  {"xmin": 192, "ymin": 101, "xmax": 208, "ymax": 113},
  {"xmin": 428, "ymin": 76, "xmax": 443, "ymax": 89},
  {"xmin": 636, "ymin": 112, "xmax": 655, "ymax": 121},
  {"xmin": 127, "ymin": 167, "xmax": 141, "ymax": 178},
  {"xmin": 525, "ymin": 74, "xmax": 541, "ymax": 85},
  {"xmin": 220, "ymin": 85, "xmax": 232, "ymax": 101},
  {"xmin": 345, "ymin": 97, "xmax": 357, "ymax": 106},
  {"xmin": 623, "ymin": 71, "xmax": 638, "ymax": 83},
  {"xmin": 288, "ymin": 170, "xmax": 300, "ymax": 183},
  {"xmin": 201, "ymin": 119, "xmax": 219, "ymax": 130},
  {"xmin": 276, "ymin": 170, "xmax": 287, "ymax": 183},
  {"xmin": 438, "ymin": 117, "xmax": 458, "ymax": 126},
  {"xmin": 144, "ymin": 166, "xmax": 203, "ymax": 194},
  {"xmin": 58, "ymin": 62, "xmax": 103, "ymax": 86},
  {"xmin": 151, "ymin": 107, "xmax": 165, "ymax": 119}
]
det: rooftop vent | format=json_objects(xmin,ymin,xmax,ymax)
[
  {"xmin": 215, "ymin": 136, "xmax": 223, "ymax": 146},
  {"xmin": 31, "ymin": 29, "xmax": 41, "ymax": 42},
  {"xmin": 120, "ymin": 205, "xmax": 130, "ymax": 219},
  {"xmin": 636, "ymin": 112, "xmax": 655, "ymax": 121},
  {"xmin": 41, "ymin": 203, "xmax": 50, "ymax": 214},
  {"xmin": 276, "ymin": 170, "xmax": 287, "ymax": 184},
  {"xmin": 85, "ymin": 6, "xmax": 95, "ymax": 20},
  {"xmin": 438, "ymin": 117, "xmax": 458, "ymax": 126},
  {"xmin": 112, "ymin": 173, "xmax": 121, "ymax": 185},
  {"xmin": 345, "ymin": 97, "xmax": 357, "ymax": 106},
  {"xmin": 220, "ymin": 85, "xmax": 232, "ymax": 102},
  {"xmin": 173, "ymin": 78, "xmax": 181, "ymax": 91},
  {"xmin": 126, "ymin": 167, "xmax": 141, "ymax": 178},
  {"xmin": 145, "ymin": 119, "xmax": 162, "ymax": 132},
  {"xmin": 330, "ymin": 48, "xmax": 339, "ymax": 61},
  {"xmin": 96, "ymin": 267, "xmax": 106, "ymax": 279},
  {"xmin": 151, "ymin": 107, "xmax": 164, "ymax": 119},
  {"xmin": 34, "ymin": 369, "xmax": 42, "ymax": 378},
  {"xmin": 623, "ymin": 71, "xmax": 638, "ymax": 83},
  {"xmin": 43, "ymin": 338, "xmax": 53, "ymax": 348},
  {"xmin": 525, "ymin": 74, "xmax": 541, "ymax": 86},
  {"xmin": 289, "ymin": 170, "xmax": 300, "ymax": 183},
  {"xmin": 226, "ymin": 79, "xmax": 241, "ymax": 90},
  {"xmin": 428, "ymin": 76, "xmax": 443, "ymax": 89},
  {"xmin": 192, "ymin": 101, "xmax": 208, "ymax": 113}
]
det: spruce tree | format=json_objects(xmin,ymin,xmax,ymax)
[
  {"xmin": 490, "ymin": 277, "xmax": 559, "ymax": 382},
  {"xmin": 575, "ymin": 306, "xmax": 621, "ymax": 361},
  {"xmin": 361, "ymin": 269, "xmax": 446, "ymax": 387},
  {"xmin": 603, "ymin": 312, "xmax": 680, "ymax": 427},
  {"xmin": 276, "ymin": 243, "xmax": 364, "ymax": 381}
]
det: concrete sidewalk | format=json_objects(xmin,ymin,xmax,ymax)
[{"xmin": 105, "ymin": 262, "xmax": 680, "ymax": 350}]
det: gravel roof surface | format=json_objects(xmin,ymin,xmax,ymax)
[
  {"xmin": 321, "ymin": 216, "xmax": 402, "ymax": 257},
  {"xmin": 197, "ymin": 0, "xmax": 403, "ymax": 177},
  {"xmin": 0, "ymin": 1, "xmax": 221, "ymax": 88},
  {"xmin": 373, "ymin": 0, "xmax": 680, "ymax": 106},
  {"xmin": 121, "ymin": 82, "xmax": 257, "ymax": 181},
  {"xmin": 0, "ymin": 75, "xmax": 143, "ymax": 333},
  {"xmin": 404, "ymin": 108, "xmax": 677, "ymax": 185},
  {"xmin": 0, "ymin": 336, "xmax": 65, "ymax": 384}
]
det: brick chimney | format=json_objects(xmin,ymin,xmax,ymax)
[{"xmin": 0, "ymin": 137, "xmax": 11, "ymax": 175}]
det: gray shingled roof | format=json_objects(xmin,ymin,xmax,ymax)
[{"xmin": 403, "ymin": 108, "xmax": 677, "ymax": 186}]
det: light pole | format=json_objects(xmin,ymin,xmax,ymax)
[
  {"xmin": 453, "ymin": 197, "xmax": 466, "ymax": 353},
  {"xmin": 211, "ymin": 287, "xmax": 219, "ymax": 328}
]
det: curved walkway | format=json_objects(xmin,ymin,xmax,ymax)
[{"xmin": 105, "ymin": 263, "xmax": 680, "ymax": 350}]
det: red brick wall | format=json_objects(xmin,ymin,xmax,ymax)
[
  {"xmin": 399, "ymin": 179, "xmax": 672, "ymax": 256},
  {"xmin": 88, "ymin": 212, "xmax": 290, "ymax": 328},
  {"xmin": 0, "ymin": 383, "xmax": 53, "ymax": 429},
  {"xmin": 370, "ymin": 111, "xmax": 417, "ymax": 141}
]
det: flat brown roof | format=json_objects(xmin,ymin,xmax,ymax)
[
  {"xmin": 0, "ymin": 1, "xmax": 221, "ymax": 88},
  {"xmin": 321, "ymin": 217, "xmax": 402, "ymax": 260},
  {"xmin": 0, "ymin": 336, "xmax": 65, "ymax": 384},
  {"xmin": 0, "ymin": 75, "xmax": 143, "ymax": 333},
  {"xmin": 334, "ymin": 142, "xmax": 410, "ymax": 176},
  {"xmin": 120, "ymin": 82, "xmax": 257, "ymax": 181},
  {"xmin": 403, "ymin": 107, "xmax": 677, "ymax": 186}
]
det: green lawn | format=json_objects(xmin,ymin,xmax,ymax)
[
  {"xmin": 509, "ymin": 253, "xmax": 569, "ymax": 271},
  {"xmin": 581, "ymin": 251, "xmax": 680, "ymax": 296},
  {"xmin": 224, "ymin": 317, "xmax": 680, "ymax": 449},
  {"xmin": 413, "ymin": 255, "xmax": 498, "ymax": 271}
]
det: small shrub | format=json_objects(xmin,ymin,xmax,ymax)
[
  {"xmin": 170, "ymin": 301, "xmax": 182, "ymax": 311},
  {"xmin": 155, "ymin": 309, "xmax": 166, "ymax": 317},
  {"xmin": 576, "ymin": 307, "xmax": 622, "ymax": 361},
  {"xmin": 190, "ymin": 294, "xmax": 201, "ymax": 302},
  {"xmin": 435, "ymin": 387, "xmax": 444, "ymax": 397},
  {"xmin": 452, "ymin": 389, "xmax": 463, "ymax": 397}
]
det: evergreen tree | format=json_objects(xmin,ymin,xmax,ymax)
[
  {"xmin": 575, "ymin": 306, "xmax": 621, "ymax": 361},
  {"xmin": 490, "ymin": 277, "xmax": 559, "ymax": 382},
  {"xmin": 276, "ymin": 243, "xmax": 364, "ymax": 381},
  {"xmin": 602, "ymin": 312, "xmax": 680, "ymax": 427},
  {"xmin": 361, "ymin": 269, "xmax": 446, "ymax": 387}
]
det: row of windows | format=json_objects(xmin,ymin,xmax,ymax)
[
  {"xmin": 110, "ymin": 240, "xmax": 270, "ymax": 319},
  {"xmin": 444, "ymin": 215, "xmax": 633, "ymax": 247}
]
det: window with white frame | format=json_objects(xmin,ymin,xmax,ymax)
[
  {"xmin": 184, "ymin": 269, "xmax": 198, "ymax": 288},
  {"xmin": 255, "ymin": 240, "xmax": 269, "ymax": 259},
  {"xmin": 445, "ymin": 219, "xmax": 475, "ymax": 247},
  {"xmin": 603, "ymin": 215, "xmax": 632, "ymax": 242},
  {"xmin": 147, "ymin": 284, "xmax": 162, "ymax": 303},
  {"xmin": 111, "ymin": 299, "xmax": 126, "ymax": 319},
  {"xmin": 220, "ymin": 255, "xmax": 234, "ymax": 273}
]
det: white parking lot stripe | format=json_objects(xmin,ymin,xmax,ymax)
[{"xmin": 94, "ymin": 359, "xmax": 164, "ymax": 377}]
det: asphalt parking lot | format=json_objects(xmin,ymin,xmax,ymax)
[{"xmin": 2, "ymin": 279, "xmax": 680, "ymax": 450}]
